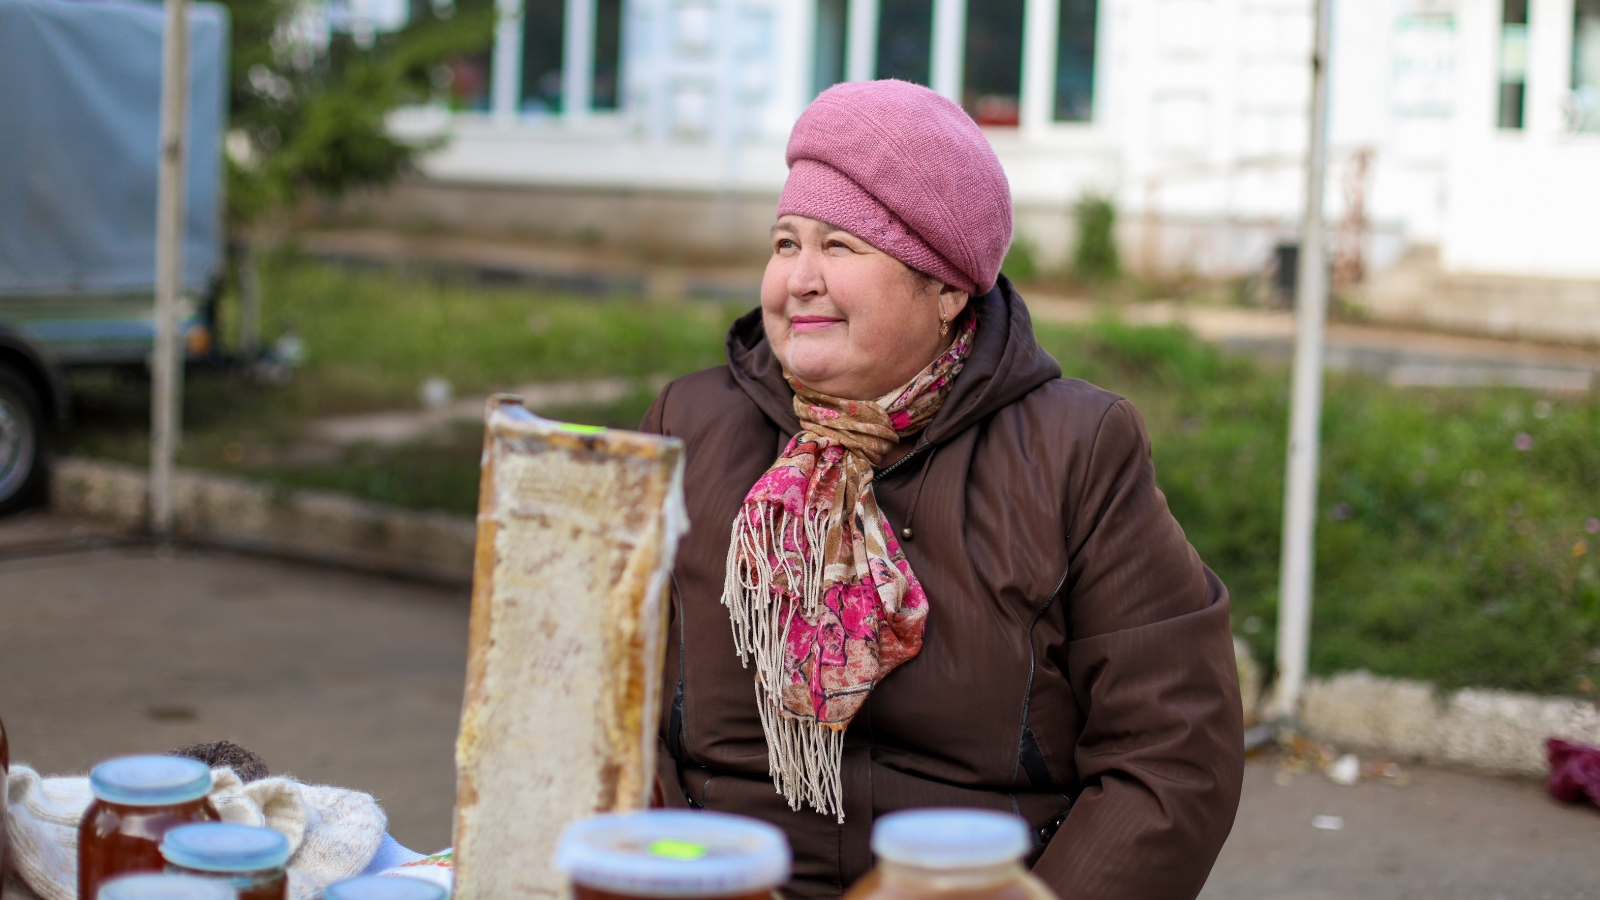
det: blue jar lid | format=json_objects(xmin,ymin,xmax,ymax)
[
  {"xmin": 556, "ymin": 810, "xmax": 791, "ymax": 898},
  {"xmin": 97, "ymin": 873, "xmax": 236, "ymax": 900},
  {"xmin": 871, "ymin": 808, "xmax": 1029, "ymax": 869},
  {"xmin": 323, "ymin": 877, "xmax": 448, "ymax": 900},
  {"xmin": 89, "ymin": 756, "xmax": 212, "ymax": 806},
  {"xmin": 161, "ymin": 823, "xmax": 292, "ymax": 872}
]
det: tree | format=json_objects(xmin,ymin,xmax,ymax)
[{"xmin": 221, "ymin": 0, "xmax": 495, "ymax": 225}]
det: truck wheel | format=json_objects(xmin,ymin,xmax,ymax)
[{"xmin": 0, "ymin": 364, "xmax": 47, "ymax": 515}]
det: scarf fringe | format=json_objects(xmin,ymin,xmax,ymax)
[{"xmin": 722, "ymin": 504, "xmax": 845, "ymax": 821}]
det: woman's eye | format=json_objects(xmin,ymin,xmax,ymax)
[{"xmin": 777, "ymin": 238, "xmax": 798, "ymax": 250}]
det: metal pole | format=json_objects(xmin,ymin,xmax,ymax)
[
  {"xmin": 1269, "ymin": 0, "xmax": 1333, "ymax": 722},
  {"xmin": 150, "ymin": 0, "xmax": 190, "ymax": 537}
]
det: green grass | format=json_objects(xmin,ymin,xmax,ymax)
[
  {"xmin": 64, "ymin": 253, "xmax": 745, "ymax": 474},
  {"xmin": 60, "ymin": 257, "xmax": 1600, "ymax": 697},
  {"xmin": 1033, "ymin": 318, "xmax": 1600, "ymax": 697}
]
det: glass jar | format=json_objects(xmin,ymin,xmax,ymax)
[
  {"xmin": 161, "ymin": 823, "xmax": 291, "ymax": 900},
  {"xmin": 322, "ymin": 876, "xmax": 449, "ymax": 900},
  {"xmin": 844, "ymin": 809, "xmax": 1059, "ymax": 900},
  {"xmin": 555, "ymin": 810, "xmax": 791, "ymax": 900},
  {"xmin": 78, "ymin": 756, "xmax": 221, "ymax": 900},
  {"xmin": 96, "ymin": 873, "xmax": 236, "ymax": 900}
]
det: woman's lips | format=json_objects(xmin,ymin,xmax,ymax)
[{"xmin": 791, "ymin": 315, "xmax": 843, "ymax": 333}]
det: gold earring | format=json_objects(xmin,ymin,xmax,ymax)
[{"xmin": 939, "ymin": 318, "xmax": 949, "ymax": 338}]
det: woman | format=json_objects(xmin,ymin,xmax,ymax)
[{"xmin": 642, "ymin": 80, "xmax": 1242, "ymax": 900}]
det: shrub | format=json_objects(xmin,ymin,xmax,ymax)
[{"xmin": 1072, "ymin": 195, "xmax": 1121, "ymax": 282}]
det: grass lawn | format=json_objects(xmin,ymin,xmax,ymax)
[{"xmin": 61, "ymin": 256, "xmax": 1600, "ymax": 697}]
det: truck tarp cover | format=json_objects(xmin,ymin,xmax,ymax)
[{"xmin": 0, "ymin": 0, "xmax": 228, "ymax": 295}]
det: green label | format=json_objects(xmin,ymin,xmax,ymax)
[
  {"xmin": 556, "ymin": 423, "xmax": 607, "ymax": 435},
  {"xmin": 648, "ymin": 840, "xmax": 708, "ymax": 860}
]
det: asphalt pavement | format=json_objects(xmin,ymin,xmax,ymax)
[{"xmin": 2, "ymin": 512, "xmax": 1597, "ymax": 895}]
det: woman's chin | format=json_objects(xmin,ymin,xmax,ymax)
[{"xmin": 784, "ymin": 346, "xmax": 848, "ymax": 388}]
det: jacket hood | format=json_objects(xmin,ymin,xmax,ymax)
[{"xmin": 724, "ymin": 276, "xmax": 1063, "ymax": 448}]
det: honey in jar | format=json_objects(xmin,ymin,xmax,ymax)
[
  {"xmin": 161, "ymin": 823, "xmax": 291, "ymax": 900},
  {"xmin": 322, "ymin": 876, "xmax": 449, "ymax": 900},
  {"xmin": 78, "ymin": 756, "xmax": 221, "ymax": 900},
  {"xmin": 843, "ymin": 809, "xmax": 1058, "ymax": 900},
  {"xmin": 555, "ymin": 810, "xmax": 791, "ymax": 900},
  {"xmin": 97, "ymin": 873, "xmax": 236, "ymax": 900}
]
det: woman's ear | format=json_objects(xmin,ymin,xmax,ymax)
[{"xmin": 938, "ymin": 284, "xmax": 970, "ymax": 325}]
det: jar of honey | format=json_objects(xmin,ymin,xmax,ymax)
[
  {"xmin": 161, "ymin": 823, "xmax": 291, "ymax": 900},
  {"xmin": 555, "ymin": 810, "xmax": 791, "ymax": 900},
  {"xmin": 78, "ymin": 756, "xmax": 221, "ymax": 900},
  {"xmin": 322, "ymin": 876, "xmax": 449, "ymax": 900},
  {"xmin": 96, "ymin": 873, "xmax": 236, "ymax": 900},
  {"xmin": 843, "ymin": 809, "xmax": 1058, "ymax": 900}
]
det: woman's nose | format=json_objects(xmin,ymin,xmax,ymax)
[{"xmin": 787, "ymin": 247, "xmax": 826, "ymax": 299}]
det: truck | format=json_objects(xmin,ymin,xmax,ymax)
[{"xmin": 0, "ymin": 0, "xmax": 230, "ymax": 513}]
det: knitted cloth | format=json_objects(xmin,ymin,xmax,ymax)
[
  {"xmin": 778, "ymin": 79, "xmax": 1013, "ymax": 295},
  {"xmin": 722, "ymin": 317, "xmax": 977, "ymax": 821},
  {"xmin": 3, "ymin": 765, "xmax": 384, "ymax": 900}
]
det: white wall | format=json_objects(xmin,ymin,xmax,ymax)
[
  {"xmin": 1441, "ymin": 0, "xmax": 1600, "ymax": 277},
  {"xmin": 420, "ymin": 0, "xmax": 1599, "ymax": 279}
]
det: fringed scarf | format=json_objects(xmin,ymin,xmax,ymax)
[{"xmin": 722, "ymin": 317, "xmax": 978, "ymax": 821}]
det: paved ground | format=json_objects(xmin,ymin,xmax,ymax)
[
  {"xmin": 1202, "ymin": 760, "xmax": 1600, "ymax": 900},
  {"xmin": 0, "ymin": 515, "xmax": 468, "ymax": 852},
  {"xmin": 3, "ymin": 513, "xmax": 1598, "ymax": 894}
]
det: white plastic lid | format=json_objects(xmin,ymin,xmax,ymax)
[
  {"xmin": 871, "ymin": 809, "xmax": 1031, "ymax": 869},
  {"xmin": 323, "ymin": 876, "xmax": 448, "ymax": 900},
  {"xmin": 161, "ymin": 823, "xmax": 292, "ymax": 872},
  {"xmin": 555, "ymin": 810, "xmax": 791, "ymax": 898},
  {"xmin": 97, "ymin": 874, "xmax": 236, "ymax": 900},
  {"xmin": 89, "ymin": 756, "xmax": 212, "ymax": 806}
]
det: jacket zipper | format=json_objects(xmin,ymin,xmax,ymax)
[
  {"xmin": 875, "ymin": 440, "xmax": 933, "ymax": 480},
  {"xmin": 1011, "ymin": 565, "xmax": 1072, "ymax": 790}
]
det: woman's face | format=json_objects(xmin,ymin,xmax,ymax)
[{"xmin": 761, "ymin": 215, "xmax": 969, "ymax": 401}]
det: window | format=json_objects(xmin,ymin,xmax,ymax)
[
  {"xmin": 814, "ymin": 0, "xmax": 848, "ymax": 96},
  {"xmin": 1055, "ymin": 0, "xmax": 1097, "ymax": 121},
  {"xmin": 520, "ymin": 0, "xmax": 565, "ymax": 113},
  {"xmin": 516, "ymin": 0, "xmax": 621, "ymax": 114},
  {"xmin": 1575, "ymin": 0, "xmax": 1600, "ymax": 131},
  {"xmin": 877, "ymin": 0, "xmax": 934, "ymax": 84},
  {"xmin": 963, "ymin": 0, "xmax": 1025, "ymax": 125},
  {"xmin": 593, "ymin": 0, "xmax": 622, "ymax": 109},
  {"xmin": 1498, "ymin": 0, "xmax": 1528, "ymax": 129}
]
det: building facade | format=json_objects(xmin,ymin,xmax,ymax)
[{"xmin": 385, "ymin": 0, "xmax": 1600, "ymax": 280}]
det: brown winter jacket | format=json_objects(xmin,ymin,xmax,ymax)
[{"xmin": 640, "ymin": 280, "xmax": 1243, "ymax": 900}]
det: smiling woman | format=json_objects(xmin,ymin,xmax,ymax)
[
  {"xmin": 762, "ymin": 216, "xmax": 967, "ymax": 404},
  {"xmin": 640, "ymin": 80, "xmax": 1243, "ymax": 900}
]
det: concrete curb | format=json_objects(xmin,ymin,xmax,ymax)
[
  {"xmin": 1303, "ymin": 670, "xmax": 1600, "ymax": 776},
  {"xmin": 50, "ymin": 457, "xmax": 475, "ymax": 584}
]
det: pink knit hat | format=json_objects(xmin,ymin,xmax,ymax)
[{"xmin": 777, "ymin": 80, "xmax": 1013, "ymax": 295}]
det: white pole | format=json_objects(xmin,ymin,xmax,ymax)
[
  {"xmin": 150, "ymin": 0, "xmax": 189, "ymax": 538},
  {"xmin": 1269, "ymin": 0, "xmax": 1334, "ymax": 722}
]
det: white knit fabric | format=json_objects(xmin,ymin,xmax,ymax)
[{"xmin": 3, "ymin": 765, "xmax": 385, "ymax": 900}]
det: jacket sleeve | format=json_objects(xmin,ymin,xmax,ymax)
[{"xmin": 1031, "ymin": 399, "xmax": 1244, "ymax": 900}]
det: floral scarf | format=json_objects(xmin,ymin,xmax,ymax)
[{"xmin": 722, "ymin": 317, "xmax": 977, "ymax": 821}]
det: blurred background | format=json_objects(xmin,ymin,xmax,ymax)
[{"xmin": 2, "ymin": 0, "xmax": 1599, "ymax": 893}]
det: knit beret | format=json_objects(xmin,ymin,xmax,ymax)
[{"xmin": 777, "ymin": 79, "xmax": 1014, "ymax": 295}]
